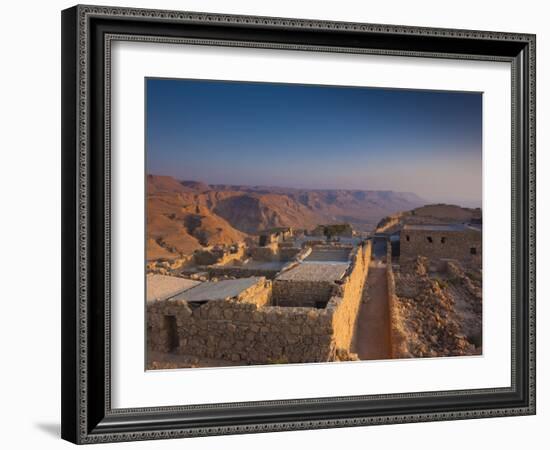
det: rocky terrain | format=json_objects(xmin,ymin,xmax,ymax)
[
  {"xmin": 391, "ymin": 257, "xmax": 482, "ymax": 358},
  {"xmin": 147, "ymin": 175, "xmax": 248, "ymax": 260},
  {"xmin": 212, "ymin": 183, "xmax": 425, "ymax": 231},
  {"xmin": 376, "ymin": 203, "xmax": 481, "ymax": 234},
  {"xmin": 147, "ymin": 174, "xmax": 425, "ymax": 260}
]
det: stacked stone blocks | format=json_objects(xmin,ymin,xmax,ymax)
[{"xmin": 148, "ymin": 241, "xmax": 372, "ymax": 364}]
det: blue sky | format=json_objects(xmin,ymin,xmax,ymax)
[{"xmin": 146, "ymin": 78, "xmax": 482, "ymax": 206}]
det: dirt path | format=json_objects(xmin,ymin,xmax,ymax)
[{"xmin": 352, "ymin": 262, "xmax": 392, "ymax": 360}]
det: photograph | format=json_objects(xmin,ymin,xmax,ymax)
[
  {"xmin": 145, "ymin": 78, "xmax": 483, "ymax": 369},
  {"xmin": 56, "ymin": 3, "xmax": 537, "ymax": 444}
]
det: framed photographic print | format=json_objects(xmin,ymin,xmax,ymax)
[{"xmin": 61, "ymin": 5, "xmax": 536, "ymax": 444}]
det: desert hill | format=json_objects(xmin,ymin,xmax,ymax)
[
  {"xmin": 147, "ymin": 176, "xmax": 247, "ymax": 261},
  {"xmin": 209, "ymin": 184, "xmax": 425, "ymax": 231},
  {"xmin": 208, "ymin": 192, "xmax": 323, "ymax": 234},
  {"xmin": 180, "ymin": 180, "xmax": 211, "ymax": 192},
  {"xmin": 147, "ymin": 174, "xmax": 426, "ymax": 260},
  {"xmin": 376, "ymin": 203, "xmax": 482, "ymax": 234}
]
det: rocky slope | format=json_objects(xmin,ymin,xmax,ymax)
[
  {"xmin": 147, "ymin": 174, "xmax": 426, "ymax": 260},
  {"xmin": 212, "ymin": 184, "xmax": 425, "ymax": 231},
  {"xmin": 392, "ymin": 257, "xmax": 482, "ymax": 358},
  {"xmin": 147, "ymin": 176, "xmax": 247, "ymax": 261},
  {"xmin": 376, "ymin": 203, "xmax": 482, "ymax": 233}
]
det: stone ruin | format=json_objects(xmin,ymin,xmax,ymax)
[
  {"xmin": 147, "ymin": 240, "xmax": 372, "ymax": 365},
  {"xmin": 399, "ymin": 223, "xmax": 482, "ymax": 266},
  {"xmin": 387, "ymin": 242, "xmax": 482, "ymax": 359},
  {"xmin": 147, "ymin": 242, "xmax": 247, "ymax": 276}
]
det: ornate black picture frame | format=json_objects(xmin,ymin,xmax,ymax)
[{"xmin": 61, "ymin": 4, "xmax": 536, "ymax": 444}]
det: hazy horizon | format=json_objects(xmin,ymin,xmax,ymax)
[
  {"xmin": 148, "ymin": 173, "xmax": 482, "ymax": 209},
  {"xmin": 146, "ymin": 78, "xmax": 482, "ymax": 207}
]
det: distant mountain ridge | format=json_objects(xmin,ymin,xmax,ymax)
[
  {"xmin": 146, "ymin": 174, "xmax": 426, "ymax": 260},
  {"xmin": 206, "ymin": 182, "xmax": 425, "ymax": 231}
]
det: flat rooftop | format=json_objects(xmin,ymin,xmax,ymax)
[
  {"xmin": 241, "ymin": 261, "xmax": 287, "ymax": 271},
  {"xmin": 403, "ymin": 223, "xmax": 481, "ymax": 232},
  {"xmin": 334, "ymin": 237, "xmax": 363, "ymax": 246},
  {"xmin": 305, "ymin": 248, "xmax": 351, "ymax": 263},
  {"xmin": 276, "ymin": 262, "xmax": 349, "ymax": 282},
  {"xmin": 171, "ymin": 277, "xmax": 263, "ymax": 302},
  {"xmin": 213, "ymin": 260, "xmax": 287, "ymax": 271},
  {"xmin": 293, "ymin": 236, "xmax": 327, "ymax": 247},
  {"xmin": 146, "ymin": 274, "xmax": 201, "ymax": 303}
]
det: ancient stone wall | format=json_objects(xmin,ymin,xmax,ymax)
[
  {"xmin": 329, "ymin": 241, "xmax": 372, "ymax": 350},
  {"xmin": 309, "ymin": 244, "xmax": 353, "ymax": 252},
  {"xmin": 206, "ymin": 266, "xmax": 282, "ymax": 280},
  {"xmin": 205, "ymin": 248, "xmax": 309, "ymax": 281},
  {"xmin": 147, "ymin": 254, "xmax": 195, "ymax": 275},
  {"xmin": 148, "ymin": 283, "xmax": 335, "ymax": 364},
  {"xmin": 216, "ymin": 245, "xmax": 246, "ymax": 266},
  {"xmin": 249, "ymin": 244, "xmax": 278, "ymax": 261},
  {"xmin": 272, "ymin": 280, "xmax": 335, "ymax": 307},
  {"xmin": 194, "ymin": 245, "xmax": 246, "ymax": 266},
  {"xmin": 313, "ymin": 224, "xmax": 353, "ymax": 237},
  {"xmin": 249, "ymin": 244, "xmax": 302, "ymax": 262},
  {"xmin": 193, "ymin": 249, "xmax": 225, "ymax": 266},
  {"xmin": 376, "ymin": 214, "xmax": 403, "ymax": 233},
  {"xmin": 400, "ymin": 228, "xmax": 481, "ymax": 264},
  {"xmin": 148, "ymin": 242, "xmax": 371, "ymax": 365},
  {"xmin": 271, "ymin": 245, "xmax": 356, "ymax": 308},
  {"xmin": 386, "ymin": 245, "xmax": 411, "ymax": 359}
]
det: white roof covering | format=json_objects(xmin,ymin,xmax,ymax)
[
  {"xmin": 276, "ymin": 262, "xmax": 349, "ymax": 282},
  {"xmin": 146, "ymin": 274, "xmax": 201, "ymax": 303},
  {"xmin": 171, "ymin": 277, "xmax": 263, "ymax": 302}
]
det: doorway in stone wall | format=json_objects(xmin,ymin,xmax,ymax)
[{"xmin": 163, "ymin": 315, "xmax": 179, "ymax": 352}]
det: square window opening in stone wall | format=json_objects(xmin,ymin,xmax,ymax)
[
  {"xmin": 163, "ymin": 315, "xmax": 179, "ymax": 352},
  {"xmin": 406, "ymin": 235, "xmax": 410, "ymax": 241},
  {"xmin": 441, "ymin": 237, "xmax": 446, "ymax": 244},
  {"xmin": 470, "ymin": 247, "xmax": 477, "ymax": 255},
  {"xmin": 427, "ymin": 236, "xmax": 433, "ymax": 243}
]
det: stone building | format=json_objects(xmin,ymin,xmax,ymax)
[
  {"xmin": 272, "ymin": 261, "xmax": 350, "ymax": 308},
  {"xmin": 399, "ymin": 223, "xmax": 482, "ymax": 264},
  {"xmin": 312, "ymin": 223, "xmax": 354, "ymax": 238},
  {"xmin": 147, "ymin": 241, "xmax": 372, "ymax": 365},
  {"xmin": 258, "ymin": 227, "xmax": 293, "ymax": 247},
  {"xmin": 270, "ymin": 244, "xmax": 354, "ymax": 308}
]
